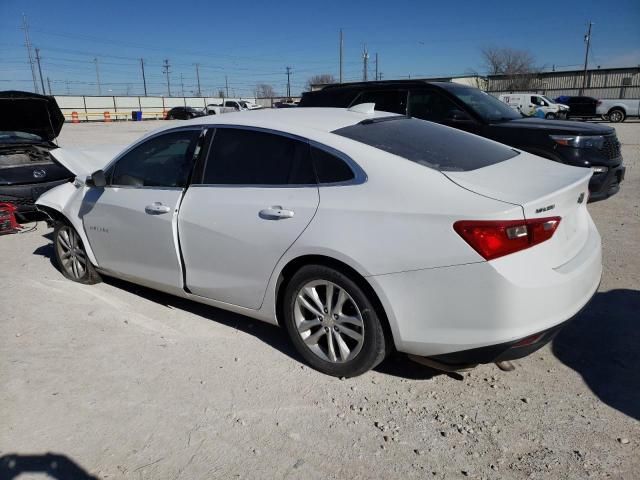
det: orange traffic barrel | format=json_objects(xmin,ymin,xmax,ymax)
[
  {"xmin": 104, "ymin": 111, "xmax": 111, "ymax": 123},
  {"xmin": 71, "ymin": 111, "xmax": 79, "ymax": 123}
]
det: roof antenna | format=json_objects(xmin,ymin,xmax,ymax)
[{"xmin": 348, "ymin": 103, "xmax": 375, "ymax": 114}]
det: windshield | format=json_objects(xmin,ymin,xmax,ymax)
[
  {"xmin": 448, "ymin": 87, "xmax": 522, "ymax": 122},
  {"xmin": 0, "ymin": 131, "xmax": 44, "ymax": 144},
  {"xmin": 541, "ymin": 95, "xmax": 556, "ymax": 104}
]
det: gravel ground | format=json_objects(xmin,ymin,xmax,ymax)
[{"xmin": 1, "ymin": 120, "xmax": 639, "ymax": 479}]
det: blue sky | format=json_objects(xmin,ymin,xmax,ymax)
[{"xmin": 1, "ymin": 0, "xmax": 639, "ymax": 97}]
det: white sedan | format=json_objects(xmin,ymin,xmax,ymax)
[{"xmin": 36, "ymin": 106, "xmax": 602, "ymax": 377}]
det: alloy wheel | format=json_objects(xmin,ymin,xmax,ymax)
[
  {"xmin": 293, "ymin": 280, "xmax": 365, "ymax": 363},
  {"xmin": 56, "ymin": 226, "xmax": 87, "ymax": 280}
]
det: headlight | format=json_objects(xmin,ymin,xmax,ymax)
[
  {"xmin": 591, "ymin": 166, "xmax": 609, "ymax": 174},
  {"xmin": 550, "ymin": 135, "xmax": 604, "ymax": 149}
]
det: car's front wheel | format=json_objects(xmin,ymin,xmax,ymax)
[
  {"xmin": 282, "ymin": 265, "xmax": 387, "ymax": 377},
  {"xmin": 545, "ymin": 112, "xmax": 556, "ymax": 119},
  {"xmin": 53, "ymin": 223, "xmax": 101, "ymax": 284}
]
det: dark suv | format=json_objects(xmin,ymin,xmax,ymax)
[
  {"xmin": 166, "ymin": 106, "xmax": 205, "ymax": 120},
  {"xmin": 300, "ymin": 81, "xmax": 625, "ymax": 201}
]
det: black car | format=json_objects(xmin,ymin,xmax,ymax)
[
  {"xmin": 166, "ymin": 106, "xmax": 206, "ymax": 120},
  {"xmin": 0, "ymin": 91, "xmax": 70, "ymax": 221},
  {"xmin": 300, "ymin": 81, "xmax": 625, "ymax": 201},
  {"xmin": 555, "ymin": 96, "xmax": 601, "ymax": 119}
]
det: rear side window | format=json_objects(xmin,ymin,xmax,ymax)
[
  {"xmin": 202, "ymin": 128, "xmax": 315, "ymax": 185},
  {"xmin": 333, "ymin": 117, "xmax": 518, "ymax": 171},
  {"xmin": 311, "ymin": 147, "xmax": 354, "ymax": 184},
  {"xmin": 352, "ymin": 90, "xmax": 408, "ymax": 114}
]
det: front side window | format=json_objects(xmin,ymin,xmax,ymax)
[
  {"xmin": 202, "ymin": 128, "xmax": 314, "ymax": 185},
  {"xmin": 110, "ymin": 130, "xmax": 200, "ymax": 187},
  {"xmin": 409, "ymin": 90, "xmax": 464, "ymax": 122},
  {"xmin": 353, "ymin": 90, "xmax": 408, "ymax": 115},
  {"xmin": 447, "ymin": 86, "xmax": 521, "ymax": 122}
]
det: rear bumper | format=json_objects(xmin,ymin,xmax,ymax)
[{"xmin": 368, "ymin": 216, "xmax": 602, "ymax": 358}]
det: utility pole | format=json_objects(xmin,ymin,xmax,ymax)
[
  {"xmin": 195, "ymin": 63, "xmax": 201, "ymax": 97},
  {"xmin": 94, "ymin": 58, "xmax": 101, "ymax": 95},
  {"xmin": 65, "ymin": 80, "xmax": 71, "ymax": 95},
  {"xmin": 375, "ymin": 52, "xmax": 379, "ymax": 81},
  {"xmin": 339, "ymin": 29, "xmax": 343, "ymax": 83},
  {"xmin": 140, "ymin": 58, "xmax": 147, "ymax": 96},
  {"xmin": 47, "ymin": 76, "xmax": 52, "ymax": 95},
  {"xmin": 286, "ymin": 66, "xmax": 292, "ymax": 98},
  {"xmin": 21, "ymin": 14, "xmax": 39, "ymax": 93},
  {"xmin": 35, "ymin": 48, "xmax": 46, "ymax": 94},
  {"xmin": 362, "ymin": 45, "xmax": 369, "ymax": 81},
  {"xmin": 225, "ymin": 75, "xmax": 229, "ymax": 97},
  {"xmin": 163, "ymin": 59, "xmax": 171, "ymax": 96},
  {"xmin": 180, "ymin": 73, "xmax": 185, "ymax": 97},
  {"xmin": 581, "ymin": 21, "xmax": 593, "ymax": 95}
]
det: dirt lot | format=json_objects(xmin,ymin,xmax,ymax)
[{"xmin": 1, "ymin": 120, "xmax": 639, "ymax": 479}]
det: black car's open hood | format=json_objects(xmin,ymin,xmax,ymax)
[{"xmin": 0, "ymin": 91, "xmax": 65, "ymax": 142}]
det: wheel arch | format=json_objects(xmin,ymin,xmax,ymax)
[{"xmin": 274, "ymin": 254, "xmax": 397, "ymax": 352}]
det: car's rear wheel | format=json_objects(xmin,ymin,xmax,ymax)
[
  {"xmin": 545, "ymin": 112, "xmax": 556, "ymax": 119},
  {"xmin": 608, "ymin": 108, "xmax": 625, "ymax": 123},
  {"xmin": 282, "ymin": 265, "xmax": 387, "ymax": 377},
  {"xmin": 53, "ymin": 223, "xmax": 101, "ymax": 284}
]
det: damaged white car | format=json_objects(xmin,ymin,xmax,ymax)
[{"xmin": 37, "ymin": 107, "xmax": 602, "ymax": 377}]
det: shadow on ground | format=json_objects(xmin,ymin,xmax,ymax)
[
  {"xmin": 0, "ymin": 453, "xmax": 97, "ymax": 480},
  {"xmin": 552, "ymin": 289, "xmax": 640, "ymax": 420}
]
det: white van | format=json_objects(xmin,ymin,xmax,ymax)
[{"xmin": 499, "ymin": 93, "xmax": 569, "ymax": 119}]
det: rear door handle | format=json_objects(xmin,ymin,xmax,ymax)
[
  {"xmin": 259, "ymin": 206, "xmax": 295, "ymax": 220},
  {"xmin": 145, "ymin": 202, "xmax": 171, "ymax": 215}
]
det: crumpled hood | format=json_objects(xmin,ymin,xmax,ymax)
[
  {"xmin": 0, "ymin": 90, "xmax": 65, "ymax": 141},
  {"xmin": 49, "ymin": 144, "xmax": 126, "ymax": 177}
]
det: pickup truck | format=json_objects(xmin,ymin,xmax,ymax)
[
  {"xmin": 206, "ymin": 104, "xmax": 236, "ymax": 115},
  {"xmin": 300, "ymin": 80, "xmax": 625, "ymax": 201},
  {"xmin": 596, "ymin": 99, "xmax": 640, "ymax": 123}
]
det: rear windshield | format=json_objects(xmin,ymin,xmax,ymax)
[{"xmin": 332, "ymin": 117, "xmax": 518, "ymax": 171}]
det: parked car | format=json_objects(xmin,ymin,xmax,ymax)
[
  {"xmin": 0, "ymin": 90, "xmax": 70, "ymax": 221},
  {"xmin": 499, "ymin": 93, "xmax": 569, "ymax": 119},
  {"xmin": 206, "ymin": 103, "xmax": 236, "ymax": 115},
  {"xmin": 554, "ymin": 96, "xmax": 600, "ymax": 119},
  {"xmin": 596, "ymin": 98, "xmax": 640, "ymax": 123},
  {"xmin": 299, "ymin": 81, "xmax": 625, "ymax": 201},
  {"xmin": 274, "ymin": 100, "xmax": 299, "ymax": 108},
  {"xmin": 221, "ymin": 100, "xmax": 262, "ymax": 111},
  {"xmin": 36, "ymin": 108, "xmax": 601, "ymax": 377},
  {"xmin": 166, "ymin": 106, "xmax": 206, "ymax": 120}
]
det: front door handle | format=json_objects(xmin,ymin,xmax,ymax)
[
  {"xmin": 259, "ymin": 206, "xmax": 295, "ymax": 220},
  {"xmin": 145, "ymin": 202, "xmax": 171, "ymax": 215}
]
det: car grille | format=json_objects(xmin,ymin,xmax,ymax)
[
  {"xmin": 0, "ymin": 194, "xmax": 34, "ymax": 206},
  {"xmin": 600, "ymin": 134, "xmax": 621, "ymax": 160}
]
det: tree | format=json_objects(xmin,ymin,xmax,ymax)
[
  {"xmin": 255, "ymin": 83, "xmax": 276, "ymax": 98},
  {"xmin": 481, "ymin": 47, "xmax": 540, "ymax": 90},
  {"xmin": 306, "ymin": 74, "xmax": 336, "ymax": 91}
]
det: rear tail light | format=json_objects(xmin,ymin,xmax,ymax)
[{"xmin": 453, "ymin": 217, "xmax": 561, "ymax": 261}]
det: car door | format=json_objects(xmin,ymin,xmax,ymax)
[
  {"xmin": 178, "ymin": 127, "xmax": 319, "ymax": 309},
  {"xmin": 81, "ymin": 128, "xmax": 203, "ymax": 290}
]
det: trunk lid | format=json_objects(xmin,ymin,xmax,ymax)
[
  {"xmin": 443, "ymin": 152, "xmax": 592, "ymax": 267},
  {"xmin": 0, "ymin": 91, "xmax": 65, "ymax": 141}
]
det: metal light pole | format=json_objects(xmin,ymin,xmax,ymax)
[
  {"xmin": 581, "ymin": 22, "xmax": 593, "ymax": 95},
  {"xmin": 35, "ymin": 48, "xmax": 46, "ymax": 94},
  {"xmin": 339, "ymin": 29, "xmax": 343, "ymax": 83},
  {"xmin": 140, "ymin": 58, "xmax": 147, "ymax": 96},
  {"xmin": 163, "ymin": 59, "xmax": 171, "ymax": 96},
  {"xmin": 94, "ymin": 58, "xmax": 102, "ymax": 95}
]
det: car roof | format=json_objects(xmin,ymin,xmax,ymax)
[{"xmin": 164, "ymin": 107, "xmax": 398, "ymax": 137}]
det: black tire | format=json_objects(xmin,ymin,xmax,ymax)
[
  {"xmin": 53, "ymin": 222, "xmax": 101, "ymax": 285},
  {"xmin": 282, "ymin": 264, "xmax": 387, "ymax": 377},
  {"xmin": 545, "ymin": 112, "xmax": 557, "ymax": 119},
  {"xmin": 167, "ymin": 114, "xmax": 174, "ymax": 120},
  {"xmin": 608, "ymin": 108, "xmax": 625, "ymax": 123}
]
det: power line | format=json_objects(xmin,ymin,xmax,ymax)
[
  {"xmin": 93, "ymin": 57, "xmax": 101, "ymax": 95},
  {"xmin": 21, "ymin": 14, "xmax": 39, "ymax": 93}
]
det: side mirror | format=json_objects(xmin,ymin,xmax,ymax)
[
  {"xmin": 447, "ymin": 109, "xmax": 472, "ymax": 122},
  {"xmin": 86, "ymin": 169, "xmax": 106, "ymax": 188}
]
